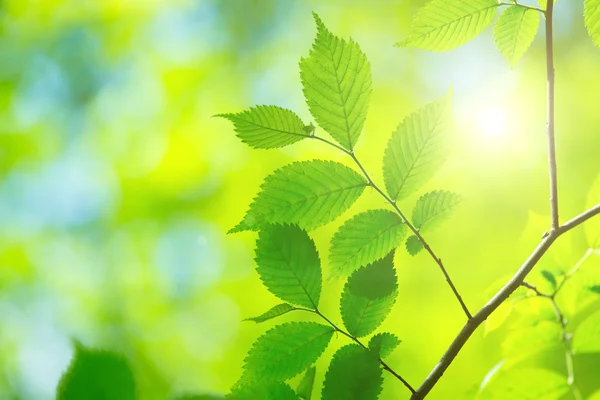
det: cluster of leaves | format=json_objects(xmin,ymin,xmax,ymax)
[{"xmin": 217, "ymin": 10, "xmax": 463, "ymax": 400}]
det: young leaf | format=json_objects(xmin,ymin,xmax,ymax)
[
  {"xmin": 296, "ymin": 366, "xmax": 316, "ymax": 400},
  {"xmin": 229, "ymin": 382, "xmax": 300, "ymax": 400},
  {"xmin": 340, "ymin": 253, "xmax": 398, "ymax": 337},
  {"xmin": 383, "ymin": 94, "xmax": 451, "ymax": 201},
  {"xmin": 412, "ymin": 190, "xmax": 462, "ymax": 232},
  {"xmin": 368, "ymin": 333, "xmax": 401, "ymax": 359},
  {"xmin": 231, "ymin": 160, "xmax": 368, "ymax": 233},
  {"xmin": 239, "ymin": 322, "xmax": 334, "ymax": 384},
  {"xmin": 244, "ymin": 303, "xmax": 296, "ymax": 323},
  {"xmin": 57, "ymin": 345, "xmax": 135, "ymax": 400},
  {"xmin": 216, "ymin": 106, "xmax": 310, "ymax": 149},
  {"xmin": 397, "ymin": 0, "xmax": 499, "ymax": 51},
  {"xmin": 321, "ymin": 344, "xmax": 383, "ymax": 400},
  {"xmin": 540, "ymin": 270, "xmax": 557, "ymax": 290},
  {"xmin": 479, "ymin": 367, "xmax": 570, "ymax": 399},
  {"xmin": 329, "ymin": 209, "xmax": 406, "ymax": 276},
  {"xmin": 573, "ymin": 310, "xmax": 600, "ymax": 354},
  {"xmin": 405, "ymin": 235, "xmax": 424, "ymax": 256},
  {"xmin": 300, "ymin": 13, "xmax": 372, "ymax": 150},
  {"xmin": 585, "ymin": 0, "xmax": 600, "ymax": 49},
  {"xmin": 494, "ymin": 6, "xmax": 540, "ymax": 68},
  {"xmin": 255, "ymin": 224, "xmax": 321, "ymax": 308}
]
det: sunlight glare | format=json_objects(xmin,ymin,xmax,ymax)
[{"xmin": 475, "ymin": 107, "xmax": 511, "ymax": 141}]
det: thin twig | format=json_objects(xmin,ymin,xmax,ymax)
[
  {"xmin": 309, "ymin": 135, "xmax": 472, "ymax": 319},
  {"xmin": 500, "ymin": 2, "xmax": 545, "ymax": 13},
  {"xmin": 546, "ymin": 0, "xmax": 559, "ymax": 230},
  {"xmin": 306, "ymin": 309, "xmax": 416, "ymax": 394}
]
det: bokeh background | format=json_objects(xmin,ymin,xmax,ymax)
[{"xmin": 1, "ymin": 0, "xmax": 599, "ymax": 399}]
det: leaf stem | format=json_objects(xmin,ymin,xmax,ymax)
[
  {"xmin": 307, "ymin": 308, "xmax": 416, "ymax": 394},
  {"xmin": 310, "ymin": 134, "xmax": 472, "ymax": 319},
  {"xmin": 500, "ymin": 2, "xmax": 545, "ymax": 13}
]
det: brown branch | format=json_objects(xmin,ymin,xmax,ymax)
[{"xmin": 546, "ymin": 0, "xmax": 559, "ymax": 229}]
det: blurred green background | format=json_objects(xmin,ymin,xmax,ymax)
[{"xmin": 1, "ymin": 0, "xmax": 599, "ymax": 399}]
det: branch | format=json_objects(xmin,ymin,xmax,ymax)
[
  {"xmin": 546, "ymin": 0, "xmax": 559, "ymax": 229},
  {"xmin": 310, "ymin": 134, "xmax": 472, "ymax": 319}
]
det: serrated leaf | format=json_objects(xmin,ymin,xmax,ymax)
[
  {"xmin": 341, "ymin": 253, "xmax": 398, "ymax": 337},
  {"xmin": 494, "ymin": 6, "xmax": 540, "ymax": 67},
  {"xmin": 589, "ymin": 285, "xmax": 600, "ymax": 294},
  {"xmin": 300, "ymin": 13, "xmax": 372, "ymax": 150},
  {"xmin": 229, "ymin": 382, "xmax": 300, "ymax": 400},
  {"xmin": 405, "ymin": 235, "xmax": 423, "ymax": 256},
  {"xmin": 239, "ymin": 322, "xmax": 334, "ymax": 384},
  {"xmin": 297, "ymin": 366, "xmax": 316, "ymax": 400},
  {"xmin": 397, "ymin": 0, "xmax": 499, "ymax": 51},
  {"xmin": 585, "ymin": 0, "xmax": 600, "ymax": 49},
  {"xmin": 383, "ymin": 94, "xmax": 452, "ymax": 201},
  {"xmin": 216, "ymin": 106, "xmax": 310, "ymax": 149},
  {"xmin": 479, "ymin": 367, "xmax": 570, "ymax": 399},
  {"xmin": 368, "ymin": 333, "xmax": 401, "ymax": 358},
  {"xmin": 57, "ymin": 345, "xmax": 135, "ymax": 400},
  {"xmin": 412, "ymin": 190, "xmax": 462, "ymax": 232},
  {"xmin": 231, "ymin": 160, "xmax": 368, "ymax": 233},
  {"xmin": 585, "ymin": 173, "xmax": 600, "ymax": 248},
  {"xmin": 255, "ymin": 225, "xmax": 321, "ymax": 308},
  {"xmin": 573, "ymin": 310, "xmax": 600, "ymax": 354},
  {"xmin": 329, "ymin": 210, "xmax": 406, "ymax": 276},
  {"xmin": 540, "ymin": 270, "xmax": 557, "ymax": 290},
  {"xmin": 244, "ymin": 303, "xmax": 296, "ymax": 323},
  {"xmin": 322, "ymin": 344, "xmax": 382, "ymax": 400}
]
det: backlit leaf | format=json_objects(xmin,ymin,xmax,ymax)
[
  {"xmin": 321, "ymin": 345, "xmax": 383, "ymax": 400},
  {"xmin": 255, "ymin": 225, "xmax": 321, "ymax": 308},
  {"xmin": 479, "ymin": 367, "xmax": 570, "ymax": 399},
  {"xmin": 340, "ymin": 253, "xmax": 398, "ymax": 337},
  {"xmin": 229, "ymin": 382, "xmax": 300, "ymax": 400},
  {"xmin": 300, "ymin": 13, "xmax": 372, "ymax": 150},
  {"xmin": 244, "ymin": 303, "xmax": 296, "ymax": 323},
  {"xmin": 216, "ymin": 106, "xmax": 310, "ymax": 149},
  {"xmin": 412, "ymin": 190, "xmax": 462, "ymax": 232},
  {"xmin": 383, "ymin": 94, "xmax": 452, "ymax": 201},
  {"xmin": 573, "ymin": 310, "xmax": 600, "ymax": 354},
  {"xmin": 368, "ymin": 333, "xmax": 401, "ymax": 359},
  {"xmin": 585, "ymin": 0, "xmax": 600, "ymax": 49},
  {"xmin": 494, "ymin": 6, "xmax": 540, "ymax": 67},
  {"xmin": 329, "ymin": 209, "xmax": 406, "ymax": 276},
  {"xmin": 239, "ymin": 322, "xmax": 334, "ymax": 384},
  {"xmin": 231, "ymin": 161, "xmax": 368, "ymax": 233},
  {"xmin": 397, "ymin": 0, "xmax": 499, "ymax": 51}
]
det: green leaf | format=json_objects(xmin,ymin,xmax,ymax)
[
  {"xmin": 229, "ymin": 382, "xmax": 300, "ymax": 400},
  {"xmin": 479, "ymin": 367, "xmax": 570, "ymax": 399},
  {"xmin": 397, "ymin": 0, "xmax": 499, "ymax": 51},
  {"xmin": 585, "ymin": 0, "xmax": 600, "ymax": 49},
  {"xmin": 244, "ymin": 303, "xmax": 296, "ymax": 323},
  {"xmin": 494, "ymin": 6, "xmax": 540, "ymax": 67},
  {"xmin": 300, "ymin": 13, "xmax": 372, "ymax": 150},
  {"xmin": 329, "ymin": 210, "xmax": 406, "ymax": 276},
  {"xmin": 585, "ymin": 173, "xmax": 600, "ymax": 248},
  {"xmin": 322, "ymin": 344, "xmax": 383, "ymax": 400},
  {"xmin": 340, "ymin": 253, "xmax": 398, "ymax": 337},
  {"xmin": 239, "ymin": 322, "xmax": 334, "ymax": 384},
  {"xmin": 573, "ymin": 310, "xmax": 600, "ymax": 354},
  {"xmin": 383, "ymin": 94, "xmax": 452, "ymax": 201},
  {"xmin": 501, "ymin": 321, "xmax": 562, "ymax": 364},
  {"xmin": 216, "ymin": 106, "xmax": 310, "ymax": 149},
  {"xmin": 175, "ymin": 395, "xmax": 224, "ymax": 400},
  {"xmin": 297, "ymin": 366, "xmax": 316, "ymax": 400},
  {"xmin": 231, "ymin": 160, "xmax": 368, "ymax": 233},
  {"xmin": 405, "ymin": 235, "xmax": 424, "ymax": 256},
  {"xmin": 255, "ymin": 225, "xmax": 321, "ymax": 308},
  {"xmin": 540, "ymin": 270, "xmax": 557, "ymax": 290},
  {"xmin": 589, "ymin": 285, "xmax": 600, "ymax": 294},
  {"xmin": 412, "ymin": 190, "xmax": 462, "ymax": 232},
  {"xmin": 57, "ymin": 345, "xmax": 135, "ymax": 400},
  {"xmin": 368, "ymin": 333, "xmax": 401, "ymax": 358}
]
